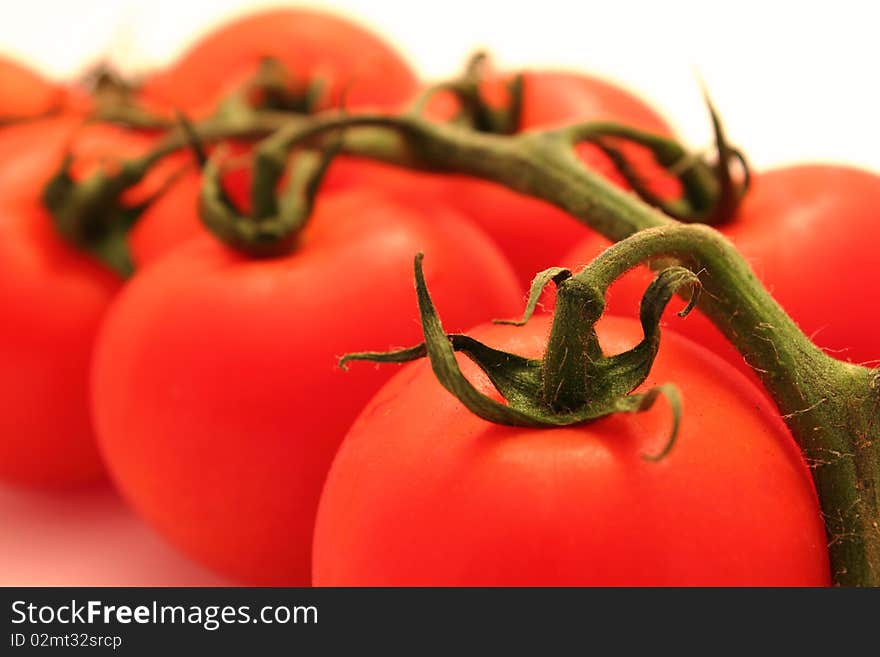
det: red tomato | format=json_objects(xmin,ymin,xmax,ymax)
[
  {"xmin": 140, "ymin": 9, "xmax": 418, "ymax": 115},
  {"xmin": 0, "ymin": 121, "xmax": 186, "ymax": 486},
  {"xmin": 92, "ymin": 190, "xmax": 521, "ymax": 585},
  {"xmin": 0, "ymin": 189, "xmax": 120, "ymax": 486},
  {"xmin": 0, "ymin": 56, "xmax": 64, "ymax": 121},
  {"xmin": 563, "ymin": 164, "xmax": 880, "ymax": 373},
  {"xmin": 444, "ymin": 71, "xmax": 677, "ymax": 290},
  {"xmin": 128, "ymin": 169, "xmax": 205, "ymax": 266},
  {"xmin": 313, "ymin": 314, "xmax": 829, "ymax": 586},
  {"xmin": 0, "ymin": 117, "xmax": 182, "ymax": 208}
]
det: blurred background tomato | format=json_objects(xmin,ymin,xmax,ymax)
[{"xmin": 0, "ymin": 0, "xmax": 876, "ymax": 585}]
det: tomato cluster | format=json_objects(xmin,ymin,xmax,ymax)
[{"xmin": 4, "ymin": 7, "xmax": 872, "ymax": 587}]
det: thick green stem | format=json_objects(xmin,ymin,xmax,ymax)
[
  {"xmin": 74, "ymin": 104, "xmax": 878, "ymax": 582},
  {"xmin": 581, "ymin": 226, "xmax": 880, "ymax": 586},
  {"xmin": 274, "ymin": 112, "xmax": 879, "ymax": 585}
]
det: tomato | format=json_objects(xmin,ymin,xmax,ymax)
[
  {"xmin": 0, "ymin": 56, "xmax": 64, "ymax": 121},
  {"xmin": 313, "ymin": 314, "xmax": 829, "ymax": 586},
  {"xmin": 140, "ymin": 8, "xmax": 418, "ymax": 115},
  {"xmin": 0, "ymin": 121, "xmax": 186, "ymax": 486},
  {"xmin": 444, "ymin": 71, "xmax": 677, "ymax": 290},
  {"xmin": 127, "ymin": 169, "xmax": 204, "ymax": 266},
  {"xmin": 563, "ymin": 164, "xmax": 880, "ymax": 373},
  {"xmin": 91, "ymin": 189, "xmax": 521, "ymax": 585},
  {"xmin": 0, "ymin": 117, "xmax": 183, "ymax": 207},
  {"xmin": 0, "ymin": 181, "xmax": 119, "ymax": 487}
]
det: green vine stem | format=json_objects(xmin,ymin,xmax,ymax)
[
  {"xmin": 266, "ymin": 111, "xmax": 878, "ymax": 585},
  {"xmin": 43, "ymin": 92, "xmax": 880, "ymax": 583},
  {"xmin": 39, "ymin": 110, "xmax": 297, "ymax": 275},
  {"xmin": 342, "ymin": 252, "xmax": 696, "ymax": 457}
]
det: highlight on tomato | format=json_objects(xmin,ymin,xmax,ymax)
[
  {"xmin": 140, "ymin": 8, "xmax": 418, "ymax": 116},
  {"xmin": 0, "ymin": 55, "xmax": 65, "ymax": 122}
]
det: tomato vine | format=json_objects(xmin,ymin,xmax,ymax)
[{"xmin": 36, "ymin": 57, "xmax": 880, "ymax": 585}]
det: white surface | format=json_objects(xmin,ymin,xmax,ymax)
[
  {"xmin": 0, "ymin": 0, "xmax": 878, "ymax": 171},
  {"xmin": 0, "ymin": 483, "xmax": 231, "ymax": 586}
]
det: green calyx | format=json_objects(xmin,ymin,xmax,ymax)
[
  {"xmin": 562, "ymin": 91, "xmax": 749, "ymax": 226},
  {"xmin": 197, "ymin": 123, "xmax": 342, "ymax": 258},
  {"xmin": 341, "ymin": 253, "xmax": 700, "ymax": 460},
  {"xmin": 213, "ymin": 58, "xmax": 327, "ymax": 124},
  {"xmin": 42, "ymin": 149, "xmax": 177, "ymax": 277},
  {"xmin": 84, "ymin": 64, "xmax": 172, "ymax": 130},
  {"xmin": 410, "ymin": 52, "xmax": 524, "ymax": 135}
]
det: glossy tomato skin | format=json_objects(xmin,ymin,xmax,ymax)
[
  {"xmin": 446, "ymin": 71, "xmax": 677, "ymax": 290},
  {"xmin": 141, "ymin": 8, "xmax": 418, "ymax": 115},
  {"xmin": 128, "ymin": 170, "xmax": 204, "ymax": 266},
  {"xmin": 92, "ymin": 190, "xmax": 521, "ymax": 585},
  {"xmin": 0, "ymin": 117, "xmax": 183, "ymax": 209},
  {"xmin": 313, "ymin": 315, "xmax": 829, "ymax": 586},
  {"xmin": 0, "ymin": 56, "xmax": 64, "ymax": 120},
  {"xmin": 0, "ymin": 200, "xmax": 120, "ymax": 486},
  {"xmin": 0, "ymin": 119, "xmax": 186, "ymax": 486},
  {"xmin": 563, "ymin": 164, "xmax": 880, "ymax": 373},
  {"xmin": 0, "ymin": 117, "xmax": 85, "ymax": 194}
]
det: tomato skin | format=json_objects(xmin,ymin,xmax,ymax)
[
  {"xmin": 92, "ymin": 190, "xmax": 521, "ymax": 585},
  {"xmin": 0, "ymin": 201, "xmax": 120, "ymax": 486},
  {"xmin": 128, "ymin": 170, "xmax": 204, "ymax": 266},
  {"xmin": 0, "ymin": 117, "xmax": 183, "ymax": 209},
  {"xmin": 0, "ymin": 116, "xmax": 85, "ymax": 194},
  {"xmin": 563, "ymin": 164, "xmax": 880, "ymax": 372},
  {"xmin": 445, "ymin": 71, "xmax": 676, "ymax": 290},
  {"xmin": 0, "ymin": 119, "xmax": 187, "ymax": 486},
  {"xmin": 313, "ymin": 315, "xmax": 829, "ymax": 586},
  {"xmin": 141, "ymin": 9, "xmax": 418, "ymax": 115},
  {"xmin": 0, "ymin": 56, "xmax": 64, "ymax": 120}
]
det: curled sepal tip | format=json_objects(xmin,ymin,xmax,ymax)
[
  {"xmin": 411, "ymin": 52, "xmax": 523, "ymax": 135},
  {"xmin": 596, "ymin": 265, "xmax": 700, "ymax": 404},
  {"xmin": 631, "ymin": 384, "xmax": 682, "ymax": 462},
  {"xmin": 198, "ymin": 132, "xmax": 342, "ymax": 258},
  {"xmin": 701, "ymin": 88, "xmax": 751, "ymax": 222},
  {"xmin": 494, "ymin": 266, "xmax": 571, "ymax": 326},
  {"xmin": 340, "ymin": 254, "xmax": 689, "ymax": 457},
  {"xmin": 563, "ymin": 94, "xmax": 750, "ymax": 226}
]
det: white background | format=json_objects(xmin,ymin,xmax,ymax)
[{"xmin": 1, "ymin": 0, "xmax": 878, "ymax": 172}]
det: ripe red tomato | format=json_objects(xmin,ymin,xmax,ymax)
[
  {"xmin": 0, "ymin": 121, "xmax": 185, "ymax": 486},
  {"xmin": 313, "ymin": 314, "xmax": 829, "ymax": 586},
  {"xmin": 140, "ymin": 9, "xmax": 418, "ymax": 115},
  {"xmin": 0, "ymin": 179, "xmax": 119, "ymax": 486},
  {"xmin": 563, "ymin": 164, "xmax": 880, "ymax": 372},
  {"xmin": 127, "ymin": 169, "xmax": 205, "ymax": 266},
  {"xmin": 92, "ymin": 190, "xmax": 521, "ymax": 585},
  {"xmin": 445, "ymin": 71, "xmax": 677, "ymax": 290},
  {"xmin": 0, "ymin": 117, "xmax": 182, "ymax": 208},
  {"xmin": 0, "ymin": 56, "xmax": 64, "ymax": 121}
]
